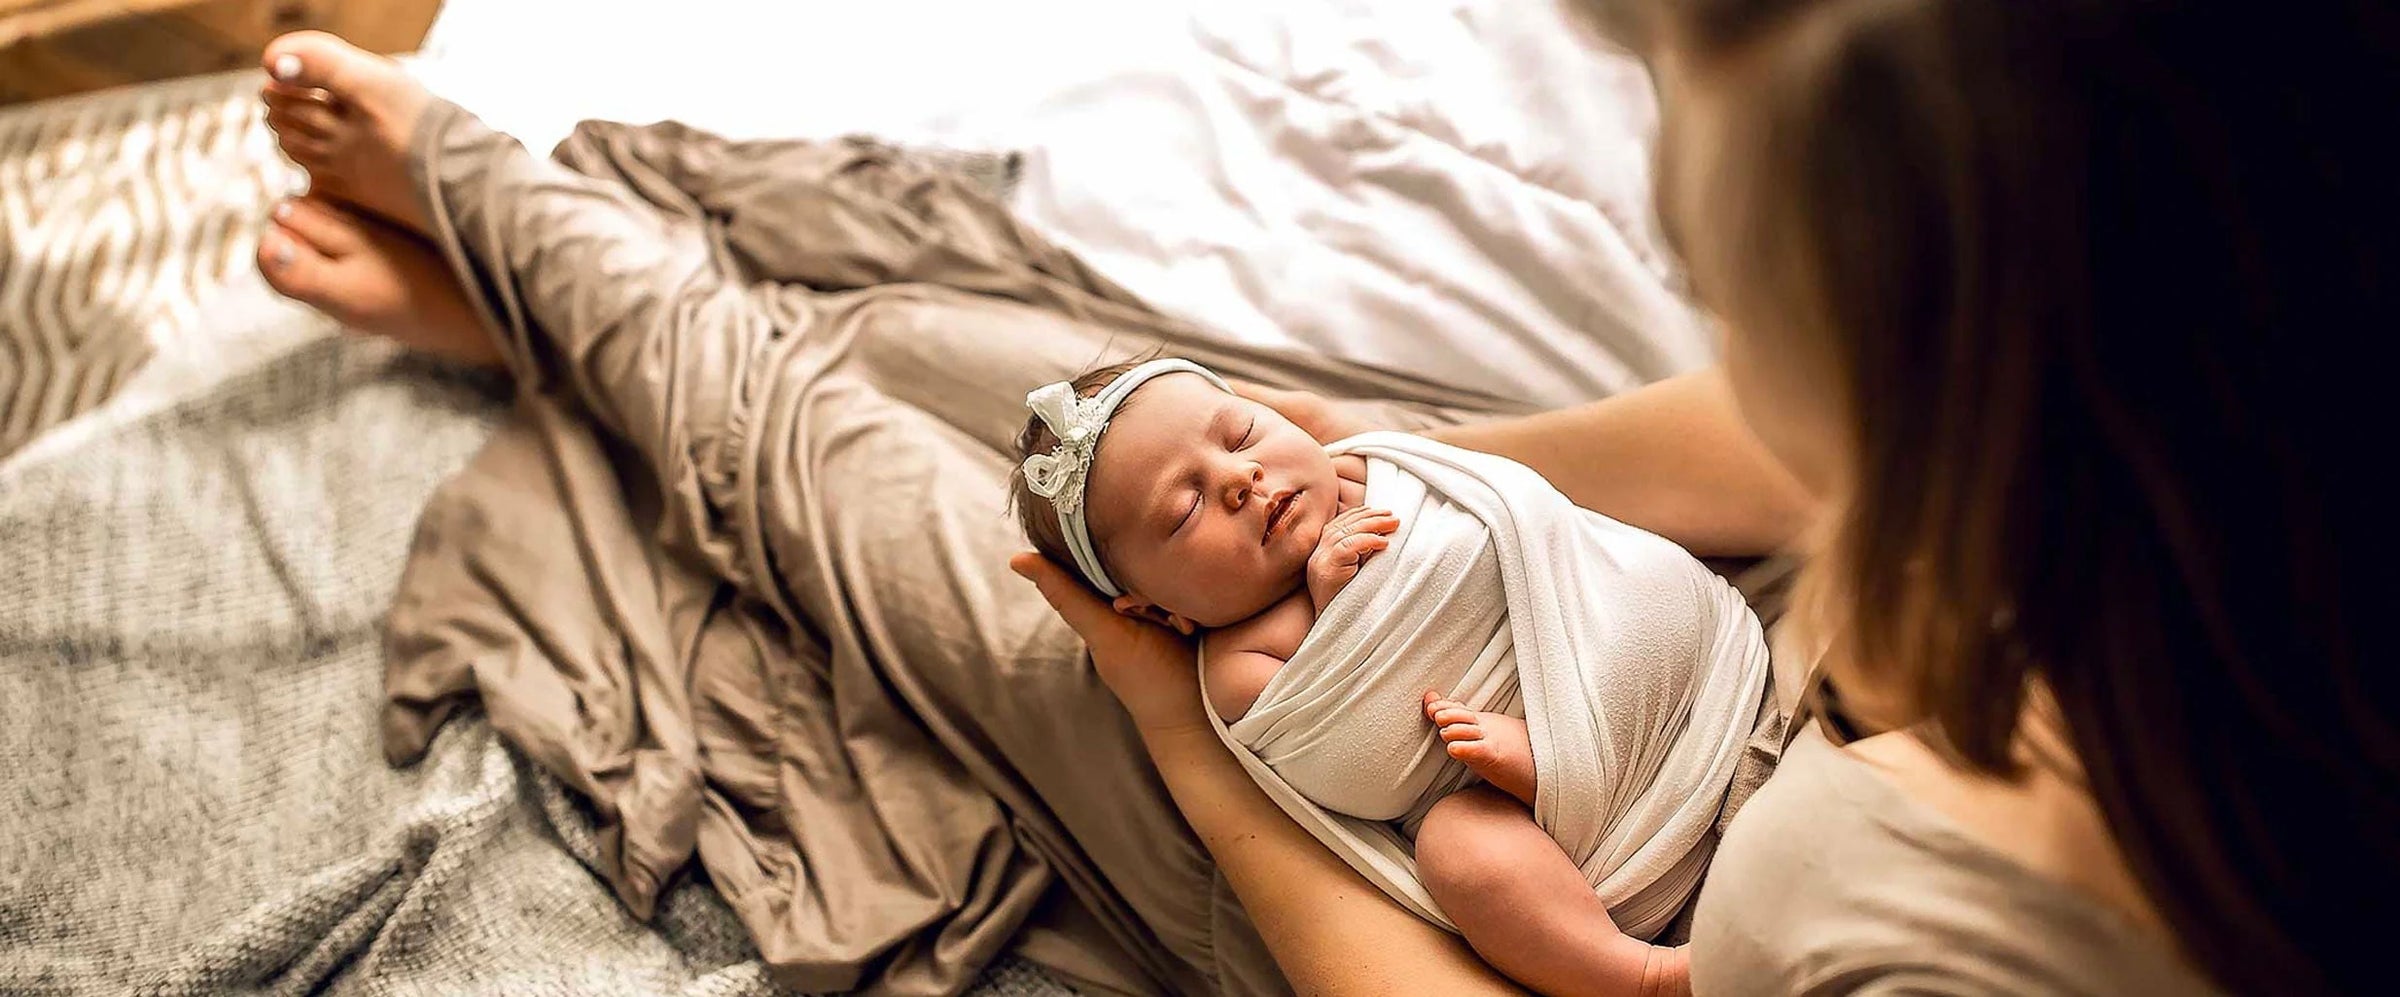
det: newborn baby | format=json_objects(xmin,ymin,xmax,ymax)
[{"xmin": 1010, "ymin": 358, "xmax": 1768, "ymax": 996}]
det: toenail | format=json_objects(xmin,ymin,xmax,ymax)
[
  {"xmin": 273, "ymin": 54, "xmax": 301, "ymax": 81},
  {"xmin": 269, "ymin": 241, "xmax": 294, "ymax": 268},
  {"xmin": 273, "ymin": 201, "xmax": 293, "ymax": 220}
]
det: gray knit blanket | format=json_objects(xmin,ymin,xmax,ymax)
[
  {"xmin": 0, "ymin": 71, "xmax": 1066, "ymax": 997},
  {"xmin": 0, "ymin": 307, "xmax": 1070, "ymax": 997}
]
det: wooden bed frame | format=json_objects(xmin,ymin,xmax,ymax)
[{"xmin": 0, "ymin": 0, "xmax": 438, "ymax": 105}]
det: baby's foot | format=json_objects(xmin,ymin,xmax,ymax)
[
  {"xmin": 259, "ymin": 31, "xmax": 434, "ymax": 236},
  {"xmin": 1425, "ymin": 691, "xmax": 1537, "ymax": 806},
  {"xmin": 257, "ymin": 196, "xmax": 501, "ymax": 367}
]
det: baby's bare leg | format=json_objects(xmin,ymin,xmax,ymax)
[{"xmin": 1418, "ymin": 787, "xmax": 1690, "ymax": 997}]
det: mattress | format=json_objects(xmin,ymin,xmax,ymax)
[
  {"xmin": 4, "ymin": 0, "xmax": 1699, "ymax": 468},
  {"xmin": 412, "ymin": 0, "xmax": 1706, "ymax": 408}
]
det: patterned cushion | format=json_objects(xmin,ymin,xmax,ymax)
[{"xmin": 0, "ymin": 68, "xmax": 295, "ymax": 458}]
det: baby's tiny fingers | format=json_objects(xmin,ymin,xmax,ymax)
[
  {"xmin": 1335, "ymin": 507, "xmax": 1388, "ymax": 527},
  {"xmin": 1440, "ymin": 722, "xmax": 1485, "ymax": 743},
  {"xmin": 1433, "ymin": 706, "xmax": 1479, "ymax": 727}
]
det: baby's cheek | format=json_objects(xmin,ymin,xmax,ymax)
[{"xmin": 1201, "ymin": 536, "xmax": 1264, "ymax": 587}]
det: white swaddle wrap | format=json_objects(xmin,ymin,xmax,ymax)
[{"xmin": 1205, "ymin": 433, "xmax": 1770, "ymax": 938}]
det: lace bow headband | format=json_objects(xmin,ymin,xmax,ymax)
[{"xmin": 1022, "ymin": 358, "xmax": 1230, "ymax": 596}]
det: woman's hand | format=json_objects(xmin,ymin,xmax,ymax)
[
  {"xmin": 1011, "ymin": 552, "xmax": 1208, "ymax": 736},
  {"xmin": 1234, "ymin": 382, "xmax": 1376, "ymax": 444}
]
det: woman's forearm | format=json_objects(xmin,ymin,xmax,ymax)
[
  {"xmin": 1431, "ymin": 368, "xmax": 1816, "ymax": 557},
  {"xmin": 1138, "ymin": 724, "xmax": 1526, "ymax": 996}
]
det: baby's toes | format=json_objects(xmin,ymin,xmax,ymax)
[
  {"xmin": 1437, "ymin": 717, "xmax": 1485, "ymax": 743},
  {"xmin": 1446, "ymin": 737, "xmax": 1495, "ymax": 767}
]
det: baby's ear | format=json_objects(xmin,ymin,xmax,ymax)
[{"xmin": 1111, "ymin": 595, "xmax": 1198, "ymax": 636}]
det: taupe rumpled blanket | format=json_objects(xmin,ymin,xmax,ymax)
[{"xmin": 384, "ymin": 101, "xmax": 1526, "ymax": 996}]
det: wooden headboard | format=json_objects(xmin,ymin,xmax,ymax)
[{"xmin": 1, "ymin": 0, "xmax": 439, "ymax": 105}]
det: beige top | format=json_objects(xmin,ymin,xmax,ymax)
[{"xmin": 1691, "ymin": 721, "xmax": 2219, "ymax": 996}]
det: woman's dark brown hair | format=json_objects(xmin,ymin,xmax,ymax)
[{"xmin": 1583, "ymin": 0, "xmax": 2398, "ymax": 991}]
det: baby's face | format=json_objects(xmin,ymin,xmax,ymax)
[{"xmin": 1083, "ymin": 373, "xmax": 1341, "ymax": 629}]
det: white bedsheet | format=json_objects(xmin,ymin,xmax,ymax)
[{"xmin": 414, "ymin": 0, "xmax": 1708, "ymax": 408}]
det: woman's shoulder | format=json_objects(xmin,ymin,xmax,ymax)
[{"xmin": 1690, "ymin": 723, "xmax": 2219, "ymax": 996}]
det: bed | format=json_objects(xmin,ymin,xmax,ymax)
[{"xmin": 0, "ymin": 1, "xmax": 1700, "ymax": 993}]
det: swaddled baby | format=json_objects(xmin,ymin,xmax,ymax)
[{"xmin": 1010, "ymin": 358, "xmax": 1770, "ymax": 995}]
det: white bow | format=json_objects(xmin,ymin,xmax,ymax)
[
  {"xmin": 1018, "ymin": 359, "xmax": 1232, "ymax": 597},
  {"xmin": 1021, "ymin": 381, "xmax": 1103, "ymax": 516}
]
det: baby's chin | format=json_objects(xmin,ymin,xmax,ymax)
[{"xmin": 1185, "ymin": 571, "xmax": 1308, "ymax": 629}]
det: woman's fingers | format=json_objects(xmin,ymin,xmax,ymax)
[
  {"xmin": 1010, "ymin": 552, "xmax": 1205, "ymax": 734},
  {"xmin": 1231, "ymin": 380, "xmax": 1373, "ymax": 443},
  {"xmin": 1010, "ymin": 552, "xmax": 1121, "ymax": 641}
]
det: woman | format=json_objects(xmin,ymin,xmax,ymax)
[
  {"xmin": 1020, "ymin": 1, "xmax": 2396, "ymax": 993},
  {"xmin": 253, "ymin": 0, "xmax": 2390, "ymax": 990}
]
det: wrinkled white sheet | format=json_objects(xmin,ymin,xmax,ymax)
[{"xmin": 415, "ymin": 0, "xmax": 1707, "ymax": 408}]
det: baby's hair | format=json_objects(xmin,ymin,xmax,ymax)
[{"xmin": 1009, "ymin": 358, "xmax": 1153, "ymax": 593}]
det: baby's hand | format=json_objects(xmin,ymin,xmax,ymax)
[{"xmin": 1307, "ymin": 506, "xmax": 1398, "ymax": 610}]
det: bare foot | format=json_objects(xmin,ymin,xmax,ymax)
[
  {"xmin": 257, "ymin": 196, "xmax": 502, "ymax": 367},
  {"xmin": 259, "ymin": 31, "xmax": 434, "ymax": 236},
  {"xmin": 1425, "ymin": 691, "xmax": 1537, "ymax": 805}
]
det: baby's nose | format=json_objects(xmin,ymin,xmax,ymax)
[{"xmin": 1223, "ymin": 463, "xmax": 1263, "ymax": 508}]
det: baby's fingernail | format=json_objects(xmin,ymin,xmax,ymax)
[
  {"xmin": 273, "ymin": 54, "xmax": 302, "ymax": 81},
  {"xmin": 273, "ymin": 201, "xmax": 293, "ymax": 220}
]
